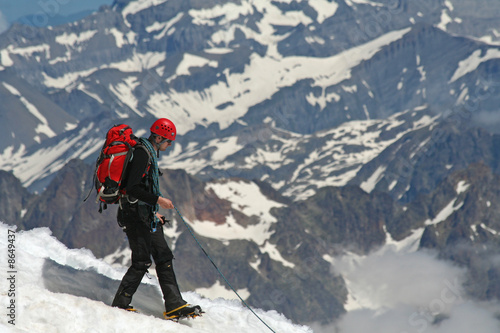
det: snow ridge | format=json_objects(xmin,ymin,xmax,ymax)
[{"xmin": 0, "ymin": 222, "xmax": 311, "ymax": 333}]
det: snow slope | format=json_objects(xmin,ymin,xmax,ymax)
[{"xmin": 0, "ymin": 222, "xmax": 311, "ymax": 333}]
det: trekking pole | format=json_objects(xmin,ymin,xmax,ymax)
[{"xmin": 174, "ymin": 206, "xmax": 277, "ymax": 333}]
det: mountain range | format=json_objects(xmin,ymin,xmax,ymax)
[{"xmin": 1, "ymin": 0, "xmax": 500, "ymax": 328}]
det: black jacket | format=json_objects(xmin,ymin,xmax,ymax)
[{"xmin": 123, "ymin": 146, "xmax": 158, "ymax": 206}]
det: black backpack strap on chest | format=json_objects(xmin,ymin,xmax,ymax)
[{"xmin": 133, "ymin": 143, "xmax": 152, "ymax": 174}]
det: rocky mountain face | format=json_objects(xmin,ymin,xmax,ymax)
[
  {"xmin": 2, "ymin": 0, "xmax": 500, "ymax": 193},
  {"xmin": 0, "ymin": 170, "xmax": 32, "ymax": 223},
  {"xmin": 350, "ymin": 118, "xmax": 500, "ymax": 203},
  {"xmin": 1, "ymin": 0, "xmax": 500, "ymax": 327},
  {"xmin": 3, "ymin": 139, "xmax": 500, "ymax": 324},
  {"xmin": 418, "ymin": 163, "xmax": 500, "ymax": 302}
]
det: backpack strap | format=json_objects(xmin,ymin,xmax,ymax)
[
  {"xmin": 118, "ymin": 143, "xmax": 152, "ymax": 204},
  {"xmin": 132, "ymin": 143, "xmax": 152, "ymax": 174}
]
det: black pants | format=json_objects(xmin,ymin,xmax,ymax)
[{"xmin": 112, "ymin": 208, "xmax": 187, "ymax": 312}]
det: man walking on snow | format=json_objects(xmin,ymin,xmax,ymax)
[{"xmin": 111, "ymin": 118, "xmax": 202, "ymax": 320}]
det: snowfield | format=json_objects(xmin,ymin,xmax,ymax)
[
  {"xmin": 2, "ymin": 219, "xmax": 500, "ymax": 333},
  {"xmin": 0, "ymin": 222, "xmax": 311, "ymax": 333}
]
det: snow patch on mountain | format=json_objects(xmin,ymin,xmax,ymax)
[
  {"xmin": 78, "ymin": 83, "xmax": 104, "ymax": 104},
  {"xmin": 1, "ymin": 44, "xmax": 50, "ymax": 66},
  {"xmin": 345, "ymin": 0, "xmax": 384, "ymax": 7},
  {"xmin": 282, "ymin": 110, "xmax": 437, "ymax": 199},
  {"xmin": 207, "ymin": 180, "xmax": 286, "ymax": 225},
  {"xmin": 43, "ymin": 68, "xmax": 98, "ymax": 90},
  {"xmin": 122, "ymin": 0, "xmax": 169, "ymax": 22},
  {"xmin": 424, "ymin": 198, "xmax": 463, "ymax": 226},
  {"xmin": 109, "ymin": 76, "xmax": 144, "ymax": 116},
  {"xmin": 195, "ymin": 280, "xmax": 250, "ymax": 301},
  {"xmin": 108, "ymin": 51, "xmax": 165, "ymax": 72},
  {"xmin": 308, "ymin": 0, "xmax": 339, "ymax": 24},
  {"xmin": 175, "ymin": 53, "xmax": 218, "ymax": 77},
  {"xmin": 2, "ymin": 82, "xmax": 57, "ymax": 139},
  {"xmin": 191, "ymin": 180, "xmax": 286, "ymax": 245},
  {"xmin": 0, "ymin": 48, "xmax": 13, "ymax": 66},
  {"xmin": 107, "ymin": 27, "xmax": 134, "ymax": 48},
  {"xmin": 450, "ymin": 48, "xmax": 500, "ymax": 83},
  {"xmin": 163, "ymin": 109, "xmax": 438, "ymax": 201},
  {"xmin": 360, "ymin": 165, "xmax": 387, "ymax": 193},
  {"xmin": 146, "ymin": 12, "xmax": 183, "ymax": 40},
  {"xmin": 189, "ymin": 1, "xmax": 254, "ymax": 26},
  {"xmin": 55, "ymin": 30, "xmax": 98, "ymax": 46},
  {"xmin": 147, "ymin": 27, "xmax": 412, "ymax": 136},
  {"xmin": 0, "ymin": 123, "xmax": 102, "ymax": 187}
]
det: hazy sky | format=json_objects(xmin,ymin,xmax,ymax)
[
  {"xmin": 0, "ymin": 9, "xmax": 7, "ymax": 33},
  {"xmin": 0, "ymin": 0, "xmax": 113, "ymax": 19},
  {"xmin": 0, "ymin": 0, "xmax": 112, "ymax": 33}
]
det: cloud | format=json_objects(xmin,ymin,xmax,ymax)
[
  {"xmin": 471, "ymin": 110, "xmax": 500, "ymax": 133},
  {"xmin": 331, "ymin": 301, "xmax": 500, "ymax": 333},
  {"xmin": 332, "ymin": 247, "xmax": 466, "ymax": 311},
  {"xmin": 313, "ymin": 246, "xmax": 500, "ymax": 333},
  {"xmin": 0, "ymin": 10, "xmax": 9, "ymax": 34}
]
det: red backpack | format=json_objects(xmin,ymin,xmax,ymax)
[{"xmin": 90, "ymin": 124, "xmax": 138, "ymax": 211}]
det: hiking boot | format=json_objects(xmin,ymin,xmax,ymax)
[
  {"xmin": 112, "ymin": 303, "xmax": 138, "ymax": 313},
  {"xmin": 114, "ymin": 304, "xmax": 138, "ymax": 312},
  {"xmin": 164, "ymin": 304, "xmax": 203, "ymax": 320},
  {"xmin": 124, "ymin": 305, "xmax": 138, "ymax": 312}
]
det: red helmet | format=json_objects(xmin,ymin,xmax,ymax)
[{"xmin": 150, "ymin": 118, "xmax": 176, "ymax": 141}]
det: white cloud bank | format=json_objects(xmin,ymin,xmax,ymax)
[{"xmin": 315, "ymin": 245, "xmax": 500, "ymax": 333}]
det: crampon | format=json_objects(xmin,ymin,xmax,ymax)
[{"xmin": 163, "ymin": 304, "xmax": 203, "ymax": 321}]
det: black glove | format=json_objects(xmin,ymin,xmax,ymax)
[{"xmin": 159, "ymin": 216, "xmax": 170, "ymax": 226}]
